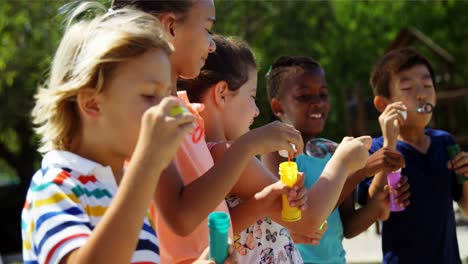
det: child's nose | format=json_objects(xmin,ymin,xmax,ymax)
[
  {"xmin": 308, "ymin": 96, "xmax": 324, "ymax": 106},
  {"xmin": 254, "ymin": 104, "xmax": 260, "ymax": 118}
]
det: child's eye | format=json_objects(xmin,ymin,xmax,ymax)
[
  {"xmin": 320, "ymin": 93, "xmax": 329, "ymax": 100},
  {"xmin": 142, "ymin": 95, "xmax": 156, "ymax": 102},
  {"xmin": 206, "ymin": 29, "xmax": 213, "ymax": 35}
]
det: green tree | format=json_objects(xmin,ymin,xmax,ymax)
[{"xmin": 0, "ymin": 0, "xmax": 65, "ymax": 253}]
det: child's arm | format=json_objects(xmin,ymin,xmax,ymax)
[
  {"xmin": 213, "ymin": 136, "xmax": 371, "ymax": 238},
  {"xmin": 194, "ymin": 245, "xmax": 237, "ymax": 264},
  {"xmin": 209, "ymin": 142, "xmax": 308, "ymax": 233},
  {"xmin": 227, "ymin": 178, "xmax": 307, "ymax": 234},
  {"xmin": 61, "ymin": 98, "xmax": 195, "ymax": 264},
  {"xmin": 337, "ymin": 147, "xmax": 405, "ymax": 206},
  {"xmin": 341, "ymin": 174, "xmax": 410, "ymax": 238},
  {"xmin": 368, "ymin": 102, "xmax": 406, "ymax": 197},
  {"xmin": 340, "ymin": 189, "xmax": 390, "ymax": 239},
  {"xmin": 260, "ymin": 136, "xmax": 373, "ymax": 233},
  {"xmin": 153, "ymin": 121, "xmax": 304, "ymax": 236},
  {"xmin": 449, "ymin": 151, "xmax": 468, "ymax": 215}
]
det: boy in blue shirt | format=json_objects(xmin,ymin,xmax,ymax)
[{"xmin": 358, "ymin": 47, "xmax": 468, "ymax": 264}]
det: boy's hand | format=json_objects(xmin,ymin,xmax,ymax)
[
  {"xmin": 331, "ymin": 136, "xmax": 372, "ymax": 175},
  {"xmin": 391, "ymin": 175, "xmax": 411, "ymax": 208},
  {"xmin": 361, "ymin": 148, "xmax": 406, "ymax": 177},
  {"xmin": 254, "ymin": 173, "xmax": 308, "ymax": 214},
  {"xmin": 368, "ymin": 185, "xmax": 391, "ymax": 221},
  {"xmin": 290, "ymin": 222, "xmax": 327, "ymax": 245},
  {"xmin": 194, "ymin": 245, "xmax": 237, "ymax": 264},
  {"xmin": 448, "ymin": 151, "xmax": 468, "ymax": 178},
  {"xmin": 245, "ymin": 121, "xmax": 303, "ymax": 158},
  {"xmin": 379, "ymin": 102, "xmax": 407, "ymax": 150},
  {"xmin": 137, "ymin": 96, "xmax": 195, "ymax": 169}
]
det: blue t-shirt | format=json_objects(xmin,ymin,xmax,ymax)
[
  {"xmin": 296, "ymin": 152, "xmax": 346, "ymax": 264},
  {"xmin": 358, "ymin": 129, "xmax": 463, "ymax": 264}
]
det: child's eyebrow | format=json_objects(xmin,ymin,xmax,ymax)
[
  {"xmin": 422, "ymin": 73, "xmax": 432, "ymax": 79},
  {"xmin": 399, "ymin": 76, "xmax": 411, "ymax": 82},
  {"xmin": 146, "ymin": 79, "xmax": 169, "ymax": 87}
]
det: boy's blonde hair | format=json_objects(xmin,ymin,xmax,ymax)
[{"xmin": 33, "ymin": 1, "xmax": 173, "ymax": 153}]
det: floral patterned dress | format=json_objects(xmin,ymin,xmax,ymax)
[{"xmin": 226, "ymin": 196, "xmax": 304, "ymax": 264}]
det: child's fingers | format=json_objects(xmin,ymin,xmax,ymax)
[
  {"xmin": 455, "ymin": 166, "xmax": 468, "ymax": 176},
  {"xmin": 387, "ymin": 185, "xmax": 398, "ymax": 195},
  {"xmin": 451, "ymin": 152, "xmax": 468, "ymax": 170},
  {"xmin": 353, "ymin": 135, "xmax": 372, "ymax": 150},
  {"xmin": 191, "ymin": 102, "xmax": 205, "ymax": 113},
  {"xmin": 177, "ymin": 121, "xmax": 196, "ymax": 137},
  {"xmin": 451, "ymin": 151, "xmax": 466, "ymax": 163},
  {"xmin": 293, "ymin": 172, "xmax": 305, "ymax": 191},
  {"xmin": 159, "ymin": 96, "xmax": 184, "ymax": 114},
  {"xmin": 171, "ymin": 112, "xmax": 196, "ymax": 126},
  {"xmin": 289, "ymin": 187, "xmax": 307, "ymax": 209},
  {"xmin": 396, "ymin": 193, "xmax": 410, "ymax": 207},
  {"xmin": 340, "ymin": 136, "xmax": 354, "ymax": 143},
  {"xmin": 396, "ymin": 181, "xmax": 410, "ymax": 194},
  {"xmin": 228, "ymin": 241, "xmax": 234, "ymax": 254},
  {"xmin": 385, "ymin": 156, "xmax": 403, "ymax": 171},
  {"xmin": 386, "ymin": 111, "xmax": 405, "ymax": 128},
  {"xmin": 381, "ymin": 185, "xmax": 391, "ymax": 199},
  {"xmin": 383, "ymin": 102, "xmax": 407, "ymax": 113},
  {"xmin": 283, "ymin": 124, "xmax": 303, "ymax": 157},
  {"xmin": 397, "ymin": 175, "xmax": 408, "ymax": 188},
  {"xmin": 383, "ymin": 149, "xmax": 404, "ymax": 158}
]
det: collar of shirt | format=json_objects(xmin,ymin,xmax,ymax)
[{"xmin": 42, "ymin": 150, "xmax": 117, "ymax": 189}]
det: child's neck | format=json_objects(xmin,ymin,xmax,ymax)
[
  {"xmin": 171, "ymin": 65, "xmax": 180, "ymax": 96},
  {"xmin": 199, "ymin": 107, "xmax": 227, "ymax": 143},
  {"xmin": 398, "ymin": 126, "xmax": 430, "ymax": 153},
  {"xmin": 302, "ymin": 133, "xmax": 318, "ymax": 153},
  {"xmin": 71, "ymin": 137, "xmax": 125, "ymax": 184}
]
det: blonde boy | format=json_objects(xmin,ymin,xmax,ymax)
[{"xmin": 21, "ymin": 3, "xmax": 195, "ymax": 263}]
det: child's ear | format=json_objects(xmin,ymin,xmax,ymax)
[
  {"xmin": 213, "ymin": 81, "xmax": 229, "ymax": 110},
  {"xmin": 158, "ymin": 12, "xmax": 177, "ymax": 38},
  {"xmin": 270, "ymin": 97, "xmax": 284, "ymax": 117},
  {"xmin": 374, "ymin": 95, "xmax": 390, "ymax": 113},
  {"xmin": 77, "ymin": 88, "xmax": 100, "ymax": 120}
]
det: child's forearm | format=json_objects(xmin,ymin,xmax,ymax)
[
  {"xmin": 229, "ymin": 197, "xmax": 271, "ymax": 234},
  {"xmin": 63, "ymin": 151, "xmax": 164, "ymax": 264},
  {"xmin": 336, "ymin": 168, "xmax": 369, "ymax": 207},
  {"xmin": 154, "ymin": 135, "xmax": 257, "ymax": 236},
  {"xmin": 368, "ymin": 171, "xmax": 387, "ymax": 198},
  {"xmin": 340, "ymin": 198, "xmax": 381, "ymax": 239},
  {"xmin": 290, "ymin": 159, "xmax": 348, "ymax": 232}
]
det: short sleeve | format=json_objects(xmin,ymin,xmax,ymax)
[{"xmin": 24, "ymin": 168, "xmax": 92, "ymax": 264}]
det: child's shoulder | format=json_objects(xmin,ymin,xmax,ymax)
[
  {"xmin": 426, "ymin": 128, "xmax": 456, "ymax": 143},
  {"xmin": 207, "ymin": 141, "xmax": 233, "ymax": 161},
  {"xmin": 31, "ymin": 150, "xmax": 103, "ymax": 189}
]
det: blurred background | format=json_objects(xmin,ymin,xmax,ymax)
[{"xmin": 1, "ymin": 0, "xmax": 467, "ymax": 263}]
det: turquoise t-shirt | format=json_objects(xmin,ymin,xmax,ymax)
[{"xmin": 295, "ymin": 153, "xmax": 346, "ymax": 264}]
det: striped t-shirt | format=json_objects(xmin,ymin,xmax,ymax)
[{"xmin": 21, "ymin": 150, "xmax": 160, "ymax": 264}]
